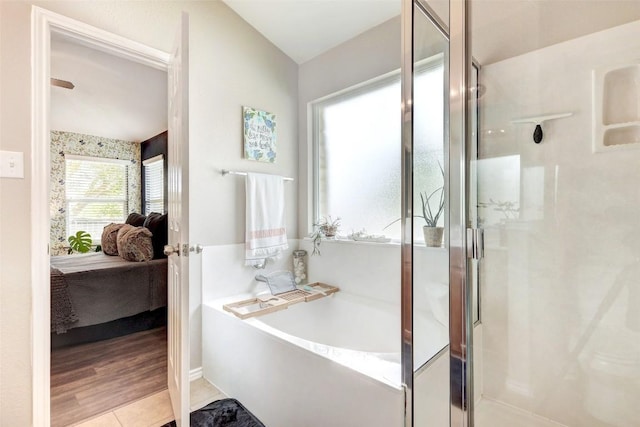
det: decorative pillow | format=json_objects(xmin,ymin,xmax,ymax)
[
  {"xmin": 101, "ymin": 223, "xmax": 127, "ymax": 256},
  {"xmin": 117, "ymin": 226, "xmax": 154, "ymax": 262},
  {"xmin": 116, "ymin": 224, "xmax": 135, "ymax": 255},
  {"xmin": 143, "ymin": 212, "xmax": 168, "ymax": 259},
  {"xmin": 125, "ymin": 212, "xmax": 147, "ymax": 227}
]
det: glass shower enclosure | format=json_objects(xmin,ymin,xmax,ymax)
[
  {"xmin": 469, "ymin": 1, "xmax": 640, "ymax": 426},
  {"xmin": 404, "ymin": 0, "xmax": 640, "ymax": 426}
]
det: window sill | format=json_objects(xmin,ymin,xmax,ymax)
[
  {"xmin": 301, "ymin": 236, "xmax": 447, "ymax": 251},
  {"xmin": 303, "ymin": 236, "xmax": 400, "ymax": 247}
]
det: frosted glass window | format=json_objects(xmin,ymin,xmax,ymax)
[
  {"xmin": 314, "ymin": 62, "xmax": 444, "ymax": 240},
  {"xmin": 65, "ymin": 156, "xmax": 129, "ymax": 243},
  {"xmin": 315, "ymin": 77, "xmax": 401, "ymax": 237},
  {"xmin": 412, "ymin": 60, "xmax": 445, "ymax": 241}
]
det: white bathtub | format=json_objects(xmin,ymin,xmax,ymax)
[{"xmin": 202, "ymin": 291, "xmax": 405, "ymax": 427}]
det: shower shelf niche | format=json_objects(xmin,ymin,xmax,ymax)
[{"xmin": 593, "ymin": 64, "xmax": 640, "ymax": 152}]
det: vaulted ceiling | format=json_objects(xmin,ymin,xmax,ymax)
[
  {"xmin": 221, "ymin": 0, "xmax": 401, "ymax": 64},
  {"xmin": 50, "ymin": 0, "xmax": 640, "ymax": 143},
  {"xmin": 222, "ymin": 0, "xmax": 640, "ymax": 65}
]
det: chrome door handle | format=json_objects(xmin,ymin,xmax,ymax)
[
  {"xmin": 164, "ymin": 244, "xmax": 180, "ymax": 256},
  {"xmin": 466, "ymin": 228, "xmax": 484, "ymax": 260}
]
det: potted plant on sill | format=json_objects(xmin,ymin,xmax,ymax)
[
  {"xmin": 310, "ymin": 216, "xmax": 340, "ymax": 255},
  {"xmin": 384, "ymin": 164, "xmax": 445, "ymax": 247},
  {"xmin": 420, "ymin": 184, "xmax": 445, "ymax": 247},
  {"xmin": 420, "ymin": 163, "xmax": 445, "ymax": 247}
]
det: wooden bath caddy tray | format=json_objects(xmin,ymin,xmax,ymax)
[{"xmin": 223, "ymin": 282, "xmax": 339, "ymax": 319}]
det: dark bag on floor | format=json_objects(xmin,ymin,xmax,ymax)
[
  {"xmin": 164, "ymin": 398, "xmax": 265, "ymax": 427},
  {"xmin": 192, "ymin": 399, "xmax": 264, "ymax": 427}
]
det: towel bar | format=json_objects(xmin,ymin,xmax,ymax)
[{"xmin": 221, "ymin": 169, "xmax": 294, "ymax": 181}]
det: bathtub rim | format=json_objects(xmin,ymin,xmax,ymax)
[{"xmin": 204, "ymin": 294, "xmax": 403, "ymax": 391}]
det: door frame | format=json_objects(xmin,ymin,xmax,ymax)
[
  {"xmin": 31, "ymin": 7, "xmax": 172, "ymax": 425},
  {"xmin": 448, "ymin": 0, "xmax": 474, "ymax": 425}
]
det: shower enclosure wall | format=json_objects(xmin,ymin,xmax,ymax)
[
  {"xmin": 472, "ymin": 11, "xmax": 640, "ymax": 427},
  {"xmin": 407, "ymin": 1, "xmax": 640, "ymax": 426}
]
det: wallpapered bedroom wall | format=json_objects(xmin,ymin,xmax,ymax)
[{"xmin": 50, "ymin": 130, "xmax": 141, "ymax": 256}]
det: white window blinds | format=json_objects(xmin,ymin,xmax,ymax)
[
  {"xmin": 65, "ymin": 155, "xmax": 129, "ymax": 243},
  {"xmin": 143, "ymin": 155, "xmax": 164, "ymax": 215}
]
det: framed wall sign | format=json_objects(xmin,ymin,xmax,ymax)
[{"xmin": 243, "ymin": 106, "xmax": 276, "ymax": 162}]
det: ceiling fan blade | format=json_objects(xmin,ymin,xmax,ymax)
[{"xmin": 50, "ymin": 78, "xmax": 75, "ymax": 90}]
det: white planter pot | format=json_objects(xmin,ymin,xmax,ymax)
[{"xmin": 423, "ymin": 226, "xmax": 444, "ymax": 247}]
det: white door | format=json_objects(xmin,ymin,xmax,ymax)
[{"xmin": 166, "ymin": 11, "xmax": 190, "ymax": 427}]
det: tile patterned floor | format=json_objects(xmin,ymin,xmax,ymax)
[
  {"xmin": 76, "ymin": 381, "xmax": 568, "ymax": 427},
  {"xmin": 73, "ymin": 378, "xmax": 225, "ymax": 427}
]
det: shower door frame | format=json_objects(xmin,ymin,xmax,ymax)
[
  {"xmin": 448, "ymin": 0, "xmax": 474, "ymax": 426},
  {"xmin": 400, "ymin": 0, "xmax": 474, "ymax": 426}
]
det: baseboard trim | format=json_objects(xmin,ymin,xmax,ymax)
[{"xmin": 190, "ymin": 367, "xmax": 203, "ymax": 382}]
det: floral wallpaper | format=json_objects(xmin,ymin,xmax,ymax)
[{"xmin": 50, "ymin": 131, "xmax": 141, "ymax": 255}]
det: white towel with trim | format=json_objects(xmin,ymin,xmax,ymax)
[{"xmin": 245, "ymin": 173, "xmax": 288, "ymax": 266}]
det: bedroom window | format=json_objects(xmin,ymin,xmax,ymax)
[
  {"xmin": 65, "ymin": 155, "xmax": 129, "ymax": 243},
  {"xmin": 143, "ymin": 155, "xmax": 164, "ymax": 215}
]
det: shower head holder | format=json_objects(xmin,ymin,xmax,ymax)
[{"xmin": 511, "ymin": 112, "xmax": 573, "ymax": 144}]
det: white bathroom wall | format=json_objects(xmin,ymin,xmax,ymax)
[
  {"xmin": 478, "ymin": 19, "xmax": 640, "ymax": 426},
  {"xmin": 179, "ymin": 2, "xmax": 298, "ymax": 371},
  {"xmin": 197, "ymin": 8, "xmax": 429, "ymax": 384},
  {"xmin": 298, "ymin": 240, "xmax": 448, "ymax": 311},
  {"xmin": 0, "ymin": 1, "xmax": 297, "ymax": 421},
  {"xmin": 202, "ymin": 239, "xmax": 399, "ymax": 306},
  {"xmin": 201, "ymin": 238, "xmax": 448, "ymax": 325},
  {"xmin": 201, "ymin": 240, "xmax": 298, "ymax": 304},
  {"xmin": 300, "ymin": 239, "xmax": 401, "ymax": 304}
]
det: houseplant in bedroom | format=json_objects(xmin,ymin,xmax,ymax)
[
  {"xmin": 67, "ymin": 230, "xmax": 102, "ymax": 255},
  {"xmin": 67, "ymin": 230, "xmax": 93, "ymax": 254}
]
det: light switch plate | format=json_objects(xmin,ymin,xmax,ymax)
[{"xmin": 0, "ymin": 150, "xmax": 25, "ymax": 179}]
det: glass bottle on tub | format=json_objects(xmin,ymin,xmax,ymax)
[{"xmin": 293, "ymin": 250, "xmax": 308, "ymax": 285}]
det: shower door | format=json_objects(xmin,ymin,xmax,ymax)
[
  {"xmin": 402, "ymin": 0, "xmax": 476, "ymax": 426},
  {"xmin": 406, "ymin": 1, "xmax": 640, "ymax": 426},
  {"xmin": 465, "ymin": 1, "xmax": 640, "ymax": 426}
]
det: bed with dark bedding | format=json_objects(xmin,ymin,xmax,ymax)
[{"xmin": 50, "ymin": 251, "xmax": 167, "ymax": 348}]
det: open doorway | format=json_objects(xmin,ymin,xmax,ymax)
[
  {"xmin": 48, "ymin": 31, "xmax": 170, "ymax": 426},
  {"xmin": 32, "ymin": 7, "xmax": 191, "ymax": 426}
]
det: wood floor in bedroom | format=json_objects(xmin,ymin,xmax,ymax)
[{"xmin": 50, "ymin": 326, "xmax": 167, "ymax": 427}]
